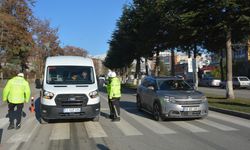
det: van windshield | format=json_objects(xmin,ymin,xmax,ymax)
[{"xmin": 46, "ymin": 66, "xmax": 95, "ymax": 84}]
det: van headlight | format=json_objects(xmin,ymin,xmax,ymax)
[
  {"xmin": 163, "ymin": 96, "xmax": 176, "ymax": 103},
  {"xmin": 201, "ymin": 96, "xmax": 207, "ymax": 103},
  {"xmin": 43, "ymin": 91, "xmax": 54, "ymax": 99},
  {"xmin": 89, "ymin": 90, "xmax": 99, "ymax": 99}
]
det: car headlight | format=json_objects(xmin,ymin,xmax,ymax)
[
  {"xmin": 163, "ymin": 96, "xmax": 176, "ymax": 103},
  {"xmin": 201, "ymin": 96, "xmax": 207, "ymax": 103},
  {"xmin": 89, "ymin": 90, "xmax": 99, "ymax": 99},
  {"xmin": 43, "ymin": 91, "xmax": 54, "ymax": 99}
]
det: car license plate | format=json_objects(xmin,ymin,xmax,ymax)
[
  {"xmin": 63, "ymin": 108, "xmax": 81, "ymax": 113},
  {"xmin": 183, "ymin": 107, "xmax": 198, "ymax": 111}
]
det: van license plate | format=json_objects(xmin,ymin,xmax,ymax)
[
  {"xmin": 63, "ymin": 108, "xmax": 81, "ymax": 113},
  {"xmin": 183, "ymin": 107, "xmax": 198, "ymax": 111}
]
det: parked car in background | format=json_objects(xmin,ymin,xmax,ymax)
[
  {"xmin": 136, "ymin": 76, "xmax": 208, "ymax": 121},
  {"xmin": 199, "ymin": 77, "xmax": 221, "ymax": 87},
  {"xmin": 220, "ymin": 76, "xmax": 250, "ymax": 89}
]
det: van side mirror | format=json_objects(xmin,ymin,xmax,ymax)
[{"xmin": 35, "ymin": 79, "xmax": 42, "ymax": 89}]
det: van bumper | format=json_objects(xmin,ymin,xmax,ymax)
[{"xmin": 40, "ymin": 103, "xmax": 100, "ymax": 120}]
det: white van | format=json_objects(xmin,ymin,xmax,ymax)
[{"xmin": 36, "ymin": 56, "xmax": 100, "ymax": 122}]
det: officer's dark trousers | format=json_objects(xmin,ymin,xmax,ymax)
[
  {"xmin": 8, "ymin": 103, "xmax": 24, "ymax": 125},
  {"xmin": 108, "ymin": 98, "xmax": 114, "ymax": 117},
  {"xmin": 110, "ymin": 98, "xmax": 120, "ymax": 118}
]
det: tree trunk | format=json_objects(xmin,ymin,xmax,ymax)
[
  {"xmin": 220, "ymin": 49, "xmax": 224, "ymax": 81},
  {"xmin": 226, "ymin": 30, "xmax": 235, "ymax": 99},
  {"xmin": 155, "ymin": 50, "xmax": 160, "ymax": 76},
  {"xmin": 135, "ymin": 57, "xmax": 141, "ymax": 79},
  {"xmin": 145, "ymin": 58, "xmax": 149, "ymax": 75},
  {"xmin": 193, "ymin": 45, "xmax": 198, "ymax": 89},
  {"xmin": 171, "ymin": 49, "xmax": 175, "ymax": 76}
]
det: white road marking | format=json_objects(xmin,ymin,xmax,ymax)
[
  {"xmin": 7, "ymin": 116, "xmax": 39, "ymax": 143},
  {"xmin": 113, "ymin": 118, "xmax": 143, "ymax": 136},
  {"xmin": 49, "ymin": 123, "xmax": 70, "ymax": 140},
  {"xmin": 0, "ymin": 118, "xmax": 9, "ymax": 128},
  {"xmin": 197, "ymin": 119, "xmax": 238, "ymax": 131},
  {"xmin": 126, "ymin": 112, "xmax": 176, "ymax": 134},
  {"xmin": 9, "ymin": 142, "xmax": 21, "ymax": 150},
  {"xmin": 172, "ymin": 121, "xmax": 208, "ymax": 133},
  {"xmin": 84, "ymin": 122, "xmax": 108, "ymax": 138},
  {"xmin": 209, "ymin": 111, "xmax": 250, "ymax": 128}
]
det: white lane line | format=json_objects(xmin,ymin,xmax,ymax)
[
  {"xmin": 7, "ymin": 116, "xmax": 39, "ymax": 143},
  {"xmin": 197, "ymin": 119, "xmax": 238, "ymax": 131},
  {"xmin": 9, "ymin": 142, "xmax": 21, "ymax": 150},
  {"xmin": 172, "ymin": 121, "xmax": 208, "ymax": 133},
  {"xmin": 126, "ymin": 112, "xmax": 176, "ymax": 134},
  {"xmin": 209, "ymin": 111, "xmax": 250, "ymax": 128},
  {"xmin": 84, "ymin": 122, "xmax": 108, "ymax": 138},
  {"xmin": 0, "ymin": 118, "xmax": 9, "ymax": 128},
  {"xmin": 50, "ymin": 123, "xmax": 70, "ymax": 140},
  {"xmin": 113, "ymin": 118, "xmax": 143, "ymax": 136}
]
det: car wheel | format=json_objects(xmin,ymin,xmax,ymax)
[
  {"xmin": 136, "ymin": 95, "xmax": 142, "ymax": 111},
  {"xmin": 153, "ymin": 103, "xmax": 163, "ymax": 121}
]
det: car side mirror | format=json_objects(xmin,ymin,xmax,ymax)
[
  {"xmin": 35, "ymin": 79, "xmax": 42, "ymax": 89},
  {"xmin": 148, "ymin": 86, "xmax": 155, "ymax": 90}
]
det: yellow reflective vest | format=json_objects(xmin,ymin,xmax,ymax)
[
  {"xmin": 109, "ymin": 77, "xmax": 121, "ymax": 100},
  {"xmin": 2, "ymin": 76, "xmax": 31, "ymax": 104}
]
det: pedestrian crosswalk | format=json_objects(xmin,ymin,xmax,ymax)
[
  {"xmin": 50, "ymin": 123, "xmax": 70, "ymax": 140},
  {"xmin": 172, "ymin": 121, "xmax": 208, "ymax": 133},
  {"xmin": 0, "ymin": 118, "xmax": 9, "ymax": 128},
  {"xmin": 84, "ymin": 122, "xmax": 108, "ymax": 138},
  {"xmin": 0, "ymin": 109, "xmax": 250, "ymax": 148}
]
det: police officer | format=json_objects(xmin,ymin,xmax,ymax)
[
  {"xmin": 109, "ymin": 72, "xmax": 121, "ymax": 122},
  {"xmin": 2, "ymin": 72, "xmax": 31, "ymax": 130},
  {"xmin": 106, "ymin": 71, "xmax": 114, "ymax": 119}
]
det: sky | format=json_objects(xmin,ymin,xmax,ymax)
[{"xmin": 33, "ymin": 0, "xmax": 132, "ymax": 56}]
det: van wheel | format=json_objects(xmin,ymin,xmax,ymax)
[
  {"xmin": 136, "ymin": 95, "xmax": 142, "ymax": 111},
  {"xmin": 92, "ymin": 115, "xmax": 99, "ymax": 122},
  {"xmin": 40, "ymin": 117, "xmax": 48, "ymax": 124},
  {"xmin": 153, "ymin": 103, "xmax": 163, "ymax": 121}
]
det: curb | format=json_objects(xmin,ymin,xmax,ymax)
[{"xmin": 209, "ymin": 106, "xmax": 250, "ymax": 120}]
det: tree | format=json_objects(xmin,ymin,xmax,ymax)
[
  {"xmin": 0, "ymin": 0, "xmax": 34, "ymax": 72},
  {"xmin": 159, "ymin": 0, "xmax": 250, "ymax": 99},
  {"xmin": 31, "ymin": 19, "xmax": 61, "ymax": 77},
  {"xmin": 61, "ymin": 45, "xmax": 88, "ymax": 56}
]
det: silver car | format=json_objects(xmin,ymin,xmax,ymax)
[{"xmin": 136, "ymin": 76, "xmax": 208, "ymax": 121}]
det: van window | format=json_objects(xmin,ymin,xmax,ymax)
[{"xmin": 46, "ymin": 66, "xmax": 95, "ymax": 84}]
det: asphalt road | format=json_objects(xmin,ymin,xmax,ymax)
[
  {"xmin": 198, "ymin": 86, "xmax": 250, "ymax": 99},
  {"xmin": 0, "ymin": 88, "xmax": 250, "ymax": 150}
]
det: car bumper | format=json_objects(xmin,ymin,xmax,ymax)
[
  {"xmin": 40, "ymin": 103, "xmax": 100, "ymax": 120},
  {"xmin": 162, "ymin": 103, "xmax": 208, "ymax": 118}
]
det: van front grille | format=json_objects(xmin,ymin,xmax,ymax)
[{"xmin": 55, "ymin": 94, "xmax": 88, "ymax": 107}]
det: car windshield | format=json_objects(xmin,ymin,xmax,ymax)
[
  {"xmin": 46, "ymin": 66, "xmax": 95, "ymax": 84},
  {"xmin": 157, "ymin": 79, "xmax": 193, "ymax": 91}
]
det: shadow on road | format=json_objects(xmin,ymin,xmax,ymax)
[
  {"xmin": 0, "ymin": 129, "xmax": 2, "ymax": 144},
  {"xmin": 96, "ymin": 144, "xmax": 110, "ymax": 150}
]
